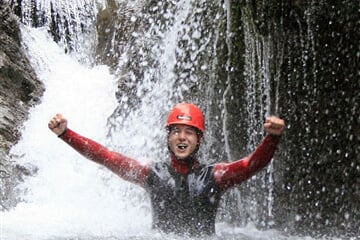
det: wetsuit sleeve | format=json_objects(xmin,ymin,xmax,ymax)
[
  {"xmin": 213, "ymin": 134, "xmax": 280, "ymax": 192},
  {"xmin": 59, "ymin": 128, "xmax": 150, "ymax": 186}
]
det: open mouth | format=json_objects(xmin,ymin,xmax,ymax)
[{"xmin": 177, "ymin": 143, "xmax": 188, "ymax": 151}]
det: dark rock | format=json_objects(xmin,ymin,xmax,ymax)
[{"xmin": 0, "ymin": 2, "xmax": 44, "ymax": 210}]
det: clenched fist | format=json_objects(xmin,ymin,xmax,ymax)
[
  {"xmin": 48, "ymin": 113, "xmax": 68, "ymax": 136},
  {"xmin": 264, "ymin": 116, "xmax": 285, "ymax": 136}
]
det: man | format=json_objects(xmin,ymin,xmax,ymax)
[{"xmin": 48, "ymin": 102, "xmax": 285, "ymax": 236}]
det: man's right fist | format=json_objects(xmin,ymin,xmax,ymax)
[{"xmin": 48, "ymin": 113, "xmax": 68, "ymax": 136}]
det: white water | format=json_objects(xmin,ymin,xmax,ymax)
[
  {"xmin": 17, "ymin": 0, "xmax": 97, "ymax": 58},
  {"xmin": 1, "ymin": 26, "xmax": 151, "ymax": 240}
]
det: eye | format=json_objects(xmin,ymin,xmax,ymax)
[
  {"xmin": 170, "ymin": 128, "xmax": 180, "ymax": 135},
  {"xmin": 184, "ymin": 128, "xmax": 196, "ymax": 135}
]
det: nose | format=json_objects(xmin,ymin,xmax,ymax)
[{"xmin": 177, "ymin": 130, "xmax": 186, "ymax": 140}]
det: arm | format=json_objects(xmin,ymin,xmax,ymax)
[
  {"xmin": 213, "ymin": 135, "xmax": 280, "ymax": 192},
  {"xmin": 48, "ymin": 114, "xmax": 150, "ymax": 186},
  {"xmin": 213, "ymin": 116, "xmax": 285, "ymax": 192}
]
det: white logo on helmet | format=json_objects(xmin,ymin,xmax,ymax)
[{"xmin": 177, "ymin": 115, "xmax": 192, "ymax": 121}]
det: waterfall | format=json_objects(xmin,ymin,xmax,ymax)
[
  {"xmin": 2, "ymin": 0, "xmax": 358, "ymax": 239},
  {"xmin": 237, "ymin": 5, "xmax": 279, "ymax": 227},
  {"xmin": 2, "ymin": 25, "xmax": 153, "ymax": 239},
  {"xmin": 105, "ymin": 0, "xmax": 197, "ymax": 160},
  {"xmin": 9, "ymin": 0, "xmax": 98, "ymax": 61}
]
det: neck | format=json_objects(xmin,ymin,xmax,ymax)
[{"xmin": 170, "ymin": 154, "xmax": 199, "ymax": 174}]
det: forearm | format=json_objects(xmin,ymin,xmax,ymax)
[
  {"xmin": 59, "ymin": 128, "xmax": 149, "ymax": 185},
  {"xmin": 214, "ymin": 134, "xmax": 280, "ymax": 191},
  {"xmin": 59, "ymin": 128, "xmax": 107, "ymax": 163},
  {"xmin": 245, "ymin": 134, "xmax": 280, "ymax": 172}
]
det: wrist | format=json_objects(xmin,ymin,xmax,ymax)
[{"xmin": 57, "ymin": 128, "xmax": 67, "ymax": 137}]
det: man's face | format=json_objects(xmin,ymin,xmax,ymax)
[{"xmin": 168, "ymin": 124, "xmax": 200, "ymax": 160}]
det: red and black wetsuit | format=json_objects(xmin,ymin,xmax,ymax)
[{"xmin": 59, "ymin": 128, "xmax": 280, "ymax": 236}]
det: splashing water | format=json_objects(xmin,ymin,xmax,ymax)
[
  {"xmin": 15, "ymin": 0, "xmax": 98, "ymax": 58},
  {"xmin": 0, "ymin": 25, "xmax": 327, "ymax": 240},
  {"xmin": 1, "ymin": 26, "xmax": 151, "ymax": 240},
  {"xmin": 0, "ymin": 1, "xmax": 342, "ymax": 240}
]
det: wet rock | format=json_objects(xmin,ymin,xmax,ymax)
[{"xmin": 0, "ymin": 2, "xmax": 44, "ymax": 210}]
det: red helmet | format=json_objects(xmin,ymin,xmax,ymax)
[{"xmin": 166, "ymin": 103, "xmax": 205, "ymax": 132}]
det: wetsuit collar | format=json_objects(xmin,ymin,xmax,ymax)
[{"xmin": 170, "ymin": 153, "xmax": 199, "ymax": 175}]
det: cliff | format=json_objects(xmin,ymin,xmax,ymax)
[{"xmin": 0, "ymin": 2, "xmax": 44, "ymax": 210}]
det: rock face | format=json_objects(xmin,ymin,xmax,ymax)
[{"xmin": 0, "ymin": 2, "xmax": 44, "ymax": 210}]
